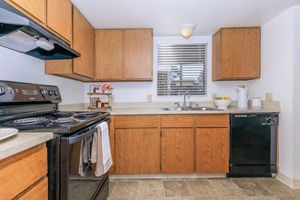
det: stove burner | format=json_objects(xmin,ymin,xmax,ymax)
[
  {"xmin": 73, "ymin": 112, "xmax": 101, "ymax": 119},
  {"xmin": 51, "ymin": 112, "xmax": 74, "ymax": 118},
  {"xmin": 13, "ymin": 117, "xmax": 50, "ymax": 126},
  {"xmin": 52, "ymin": 117, "xmax": 77, "ymax": 124}
]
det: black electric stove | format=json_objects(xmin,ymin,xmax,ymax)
[
  {"xmin": 1, "ymin": 110, "xmax": 109, "ymax": 134},
  {"xmin": 0, "ymin": 81, "xmax": 110, "ymax": 200}
]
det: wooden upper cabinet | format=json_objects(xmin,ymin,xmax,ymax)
[
  {"xmin": 7, "ymin": 0, "xmax": 46, "ymax": 24},
  {"xmin": 47, "ymin": 0, "xmax": 72, "ymax": 43},
  {"xmin": 123, "ymin": 29, "xmax": 153, "ymax": 80},
  {"xmin": 72, "ymin": 7, "xmax": 94, "ymax": 79},
  {"xmin": 95, "ymin": 30, "xmax": 123, "ymax": 80},
  {"xmin": 94, "ymin": 29, "xmax": 153, "ymax": 81},
  {"xmin": 212, "ymin": 27, "xmax": 261, "ymax": 81},
  {"xmin": 45, "ymin": 6, "xmax": 95, "ymax": 81}
]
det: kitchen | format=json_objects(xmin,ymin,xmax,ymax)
[{"xmin": 0, "ymin": 0, "xmax": 300, "ymax": 200}]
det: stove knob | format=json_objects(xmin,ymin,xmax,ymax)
[
  {"xmin": 0, "ymin": 87, "xmax": 5, "ymax": 95},
  {"xmin": 40, "ymin": 89, "xmax": 48, "ymax": 96},
  {"xmin": 53, "ymin": 90, "xmax": 59, "ymax": 96},
  {"xmin": 48, "ymin": 89, "xmax": 54, "ymax": 96}
]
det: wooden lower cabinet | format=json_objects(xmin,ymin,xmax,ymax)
[
  {"xmin": 115, "ymin": 128, "xmax": 160, "ymax": 174},
  {"xmin": 0, "ymin": 144, "xmax": 48, "ymax": 200},
  {"xmin": 111, "ymin": 114, "xmax": 230, "ymax": 175},
  {"xmin": 19, "ymin": 178, "xmax": 48, "ymax": 200},
  {"xmin": 195, "ymin": 128, "xmax": 229, "ymax": 173},
  {"xmin": 162, "ymin": 128, "xmax": 194, "ymax": 173}
]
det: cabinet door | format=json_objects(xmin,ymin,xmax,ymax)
[
  {"xmin": 115, "ymin": 128, "xmax": 160, "ymax": 174},
  {"xmin": 0, "ymin": 145, "xmax": 47, "ymax": 199},
  {"xmin": 123, "ymin": 29, "xmax": 153, "ymax": 80},
  {"xmin": 19, "ymin": 178, "xmax": 48, "ymax": 200},
  {"xmin": 8, "ymin": 0, "xmax": 46, "ymax": 24},
  {"xmin": 221, "ymin": 28, "xmax": 260, "ymax": 79},
  {"xmin": 95, "ymin": 30, "xmax": 123, "ymax": 80},
  {"xmin": 47, "ymin": 0, "xmax": 72, "ymax": 43},
  {"xmin": 72, "ymin": 7, "xmax": 94, "ymax": 79},
  {"xmin": 196, "ymin": 128, "xmax": 229, "ymax": 173},
  {"xmin": 162, "ymin": 128, "xmax": 194, "ymax": 173}
]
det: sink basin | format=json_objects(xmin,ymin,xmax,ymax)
[{"xmin": 162, "ymin": 107, "xmax": 222, "ymax": 111}]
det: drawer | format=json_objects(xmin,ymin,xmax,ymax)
[
  {"xmin": 115, "ymin": 115, "xmax": 159, "ymax": 128},
  {"xmin": 19, "ymin": 178, "xmax": 48, "ymax": 200},
  {"xmin": 0, "ymin": 145, "xmax": 48, "ymax": 200},
  {"xmin": 195, "ymin": 114, "xmax": 229, "ymax": 127},
  {"xmin": 160, "ymin": 115, "xmax": 194, "ymax": 127}
]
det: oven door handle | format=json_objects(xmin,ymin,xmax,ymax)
[{"xmin": 67, "ymin": 118, "xmax": 111, "ymax": 144}]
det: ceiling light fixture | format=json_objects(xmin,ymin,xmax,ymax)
[{"xmin": 180, "ymin": 24, "xmax": 196, "ymax": 39}]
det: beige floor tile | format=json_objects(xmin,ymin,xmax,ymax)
[
  {"xmin": 233, "ymin": 179, "xmax": 274, "ymax": 197},
  {"xmin": 257, "ymin": 179, "xmax": 299, "ymax": 197},
  {"xmin": 277, "ymin": 197, "xmax": 300, "ymax": 200},
  {"xmin": 109, "ymin": 177, "xmax": 298, "ymax": 200},
  {"xmin": 209, "ymin": 179, "xmax": 239, "ymax": 190},
  {"xmin": 109, "ymin": 181, "xmax": 115, "ymax": 196},
  {"xmin": 246, "ymin": 197, "xmax": 280, "ymax": 200},
  {"xmin": 217, "ymin": 188, "xmax": 248, "ymax": 200},
  {"xmin": 137, "ymin": 179, "xmax": 164, "ymax": 199},
  {"xmin": 110, "ymin": 180, "xmax": 139, "ymax": 198},
  {"xmin": 107, "ymin": 198, "xmax": 137, "ymax": 200},
  {"xmin": 192, "ymin": 197, "xmax": 220, "ymax": 200},
  {"xmin": 186, "ymin": 179, "xmax": 218, "ymax": 198},
  {"xmin": 163, "ymin": 180, "xmax": 191, "ymax": 197}
]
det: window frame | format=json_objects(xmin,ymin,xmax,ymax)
[{"xmin": 156, "ymin": 43, "xmax": 208, "ymax": 97}]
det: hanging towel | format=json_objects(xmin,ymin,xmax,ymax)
[
  {"xmin": 79, "ymin": 135, "xmax": 93, "ymax": 177},
  {"xmin": 91, "ymin": 121, "xmax": 113, "ymax": 177}
]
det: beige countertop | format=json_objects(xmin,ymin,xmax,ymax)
[
  {"xmin": 109, "ymin": 107, "xmax": 280, "ymax": 115},
  {"xmin": 0, "ymin": 132, "xmax": 53, "ymax": 160},
  {"xmin": 60, "ymin": 101, "xmax": 280, "ymax": 115}
]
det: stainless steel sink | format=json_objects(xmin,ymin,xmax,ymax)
[{"xmin": 162, "ymin": 107, "xmax": 222, "ymax": 111}]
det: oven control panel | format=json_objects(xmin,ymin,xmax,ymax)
[
  {"xmin": 38, "ymin": 85, "xmax": 61, "ymax": 101},
  {"xmin": 0, "ymin": 81, "xmax": 61, "ymax": 104}
]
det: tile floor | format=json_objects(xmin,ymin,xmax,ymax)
[{"xmin": 108, "ymin": 178, "xmax": 300, "ymax": 200}]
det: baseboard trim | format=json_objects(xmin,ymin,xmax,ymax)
[
  {"xmin": 276, "ymin": 173, "xmax": 300, "ymax": 189},
  {"xmin": 110, "ymin": 174, "xmax": 226, "ymax": 179}
]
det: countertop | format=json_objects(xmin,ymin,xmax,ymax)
[
  {"xmin": 60, "ymin": 101, "xmax": 280, "ymax": 115},
  {"xmin": 0, "ymin": 131, "xmax": 53, "ymax": 160},
  {"xmin": 109, "ymin": 107, "xmax": 280, "ymax": 115}
]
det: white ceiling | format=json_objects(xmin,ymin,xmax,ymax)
[{"xmin": 71, "ymin": 0, "xmax": 300, "ymax": 36}]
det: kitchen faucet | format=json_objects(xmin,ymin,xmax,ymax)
[
  {"xmin": 183, "ymin": 92, "xmax": 189, "ymax": 108},
  {"xmin": 175, "ymin": 92, "xmax": 190, "ymax": 110}
]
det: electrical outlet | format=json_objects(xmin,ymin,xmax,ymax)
[
  {"xmin": 147, "ymin": 94, "xmax": 152, "ymax": 102},
  {"xmin": 265, "ymin": 92, "xmax": 273, "ymax": 101}
]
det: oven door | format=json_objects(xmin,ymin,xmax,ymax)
[{"xmin": 60, "ymin": 118, "xmax": 111, "ymax": 200}]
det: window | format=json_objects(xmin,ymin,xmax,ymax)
[{"xmin": 157, "ymin": 44, "xmax": 207, "ymax": 96}]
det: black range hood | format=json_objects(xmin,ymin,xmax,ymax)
[{"xmin": 0, "ymin": 0, "xmax": 80, "ymax": 60}]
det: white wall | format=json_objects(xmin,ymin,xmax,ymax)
[
  {"xmin": 0, "ymin": 47, "xmax": 84, "ymax": 105},
  {"xmin": 249, "ymin": 5, "xmax": 300, "ymax": 184},
  {"xmin": 293, "ymin": 6, "xmax": 300, "ymax": 181},
  {"xmin": 85, "ymin": 36, "xmax": 246, "ymax": 103}
]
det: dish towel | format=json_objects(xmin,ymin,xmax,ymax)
[
  {"xmin": 91, "ymin": 121, "xmax": 113, "ymax": 177},
  {"xmin": 78, "ymin": 135, "xmax": 93, "ymax": 177}
]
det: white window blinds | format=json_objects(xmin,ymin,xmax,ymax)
[{"xmin": 157, "ymin": 44, "xmax": 207, "ymax": 96}]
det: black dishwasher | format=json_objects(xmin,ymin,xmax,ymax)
[{"xmin": 228, "ymin": 113, "xmax": 278, "ymax": 177}]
